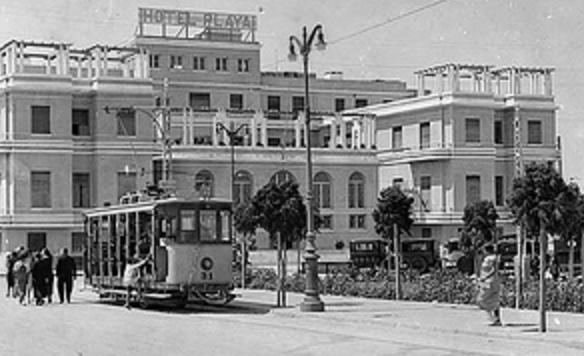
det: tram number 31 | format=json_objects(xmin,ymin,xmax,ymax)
[{"xmin": 201, "ymin": 271, "xmax": 214, "ymax": 281}]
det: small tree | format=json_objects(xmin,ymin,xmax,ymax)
[
  {"xmin": 234, "ymin": 180, "xmax": 308, "ymax": 306},
  {"xmin": 460, "ymin": 200, "xmax": 499, "ymax": 274},
  {"xmin": 372, "ymin": 186, "xmax": 414, "ymax": 300},
  {"xmin": 507, "ymin": 162, "xmax": 579, "ymax": 332}
]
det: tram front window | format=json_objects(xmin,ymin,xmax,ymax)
[
  {"xmin": 200, "ymin": 210, "xmax": 217, "ymax": 241},
  {"xmin": 179, "ymin": 210, "xmax": 197, "ymax": 243}
]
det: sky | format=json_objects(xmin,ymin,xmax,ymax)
[{"xmin": 1, "ymin": 0, "xmax": 583, "ymax": 185}]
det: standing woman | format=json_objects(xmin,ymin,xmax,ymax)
[
  {"xmin": 13, "ymin": 249, "xmax": 32, "ymax": 305},
  {"xmin": 476, "ymin": 244, "xmax": 502, "ymax": 326}
]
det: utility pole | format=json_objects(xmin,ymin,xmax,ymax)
[{"xmin": 514, "ymin": 105, "xmax": 523, "ymax": 310}]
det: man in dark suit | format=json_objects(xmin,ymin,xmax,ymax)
[{"xmin": 56, "ymin": 248, "xmax": 76, "ymax": 303}]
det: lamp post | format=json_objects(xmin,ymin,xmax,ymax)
[
  {"xmin": 216, "ymin": 122, "xmax": 248, "ymax": 288},
  {"xmin": 289, "ymin": 24, "xmax": 326, "ymax": 312},
  {"xmin": 216, "ymin": 122, "xmax": 248, "ymax": 202}
]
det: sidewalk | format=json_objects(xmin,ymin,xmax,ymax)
[{"xmin": 236, "ymin": 288, "xmax": 584, "ymax": 351}]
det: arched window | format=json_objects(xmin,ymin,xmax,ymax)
[
  {"xmin": 234, "ymin": 170, "xmax": 253, "ymax": 206},
  {"xmin": 195, "ymin": 170, "xmax": 214, "ymax": 197},
  {"xmin": 313, "ymin": 172, "xmax": 332, "ymax": 209},
  {"xmin": 270, "ymin": 170, "xmax": 296, "ymax": 186},
  {"xmin": 348, "ymin": 172, "xmax": 365, "ymax": 208}
]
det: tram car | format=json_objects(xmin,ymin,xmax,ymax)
[{"xmin": 83, "ymin": 196, "xmax": 236, "ymax": 308}]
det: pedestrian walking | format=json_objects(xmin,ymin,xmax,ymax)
[
  {"xmin": 55, "ymin": 248, "xmax": 76, "ymax": 303},
  {"xmin": 31, "ymin": 251, "xmax": 48, "ymax": 305},
  {"xmin": 5, "ymin": 251, "xmax": 16, "ymax": 298},
  {"xmin": 42, "ymin": 248, "xmax": 54, "ymax": 303},
  {"xmin": 476, "ymin": 244, "xmax": 502, "ymax": 326},
  {"xmin": 13, "ymin": 249, "xmax": 32, "ymax": 305}
]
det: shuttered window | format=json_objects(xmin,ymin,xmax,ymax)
[
  {"xmin": 466, "ymin": 175, "xmax": 481, "ymax": 205},
  {"xmin": 465, "ymin": 118, "xmax": 480, "ymax": 143}
]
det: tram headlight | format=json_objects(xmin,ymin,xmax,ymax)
[{"xmin": 201, "ymin": 257, "xmax": 214, "ymax": 271}]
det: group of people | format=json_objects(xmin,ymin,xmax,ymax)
[{"xmin": 5, "ymin": 247, "xmax": 77, "ymax": 305}]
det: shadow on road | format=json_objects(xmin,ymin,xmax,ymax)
[{"xmin": 93, "ymin": 299, "xmax": 276, "ymax": 315}]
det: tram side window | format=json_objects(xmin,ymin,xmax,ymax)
[
  {"xmin": 200, "ymin": 210, "xmax": 217, "ymax": 241},
  {"xmin": 180, "ymin": 210, "xmax": 197, "ymax": 243},
  {"xmin": 220, "ymin": 210, "xmax": 231, "ymax": 242}
]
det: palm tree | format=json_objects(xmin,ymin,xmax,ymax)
[
  {"xmin": 507, "ymin": 162, "xmax": 579, "ymax": 332},
  {"xmin": 372, "ymin": 186, "xmax": 414, "ymax": 300}
]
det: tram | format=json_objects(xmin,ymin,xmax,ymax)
[{"xmin": 83, "ymin": 196, "xmax": 236, "ymax": 308}]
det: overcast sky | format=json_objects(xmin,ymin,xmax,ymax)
[{"xmin": 1, "ymin": 0, "xmax": 583, "ymax": 185}]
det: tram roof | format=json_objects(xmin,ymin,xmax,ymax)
[{"xmin": 83, "ymin": 197, "xmax": 233, "ymax": 218}]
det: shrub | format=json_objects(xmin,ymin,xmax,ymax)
[{"xmin": 244, "ymin": 268, "xmax": 584, "ymax": 313}]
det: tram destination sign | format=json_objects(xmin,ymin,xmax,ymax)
[{"xmin": 139, "ymin": 8, "xmax": 257, "ymax": 31}]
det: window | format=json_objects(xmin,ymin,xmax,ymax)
[
  {"xmin": 31, "ymin": 172, "xmax": 51, "ymax": 208},
  {"xmin": 267, "ymin": 95, "xmax": 281, "ymax": 120},
  {"xmin": 494, "ymin": 120, "xmax": 503, "ymax": 145},
  {"xmin": 193, "ymin": 56, "xmax": 206, "ymax": 70},
  {"xmin": 72, "ymin": 109, "xmax": 90, "ymax": 136},
  {"xmin": 292, "ymin": 96, "xmax": 304, "ymax": 114},
  {"xmin": 170, "ymin": 55, "xmax": 183, "ymax": 69},
  {"xmin": 466, "ymin": 175, "xmax": 481, "ymax": 205},
  {"xmin": 189, "ymin": 93, "xmax": 211, "ymax": 110},
  {"xmin": 355, "ymin": 99, "xmax": 368, "ymax": 108},
  {"xmin": 117, "ymin": 109, "xmax": 136, "ymax": 136},
  {"xmin": 234, "ymin": 170, "xmax": 253, "ymax": 206},
  {"xmin": 71, "ymin": 232, "xmax": 85, "ymax": 253},
  {"xmin": 230, "ymin": 94, "xmax": 244, "ymax": 110},
  {"xmin": 465, "ymin": 118, "xmax": 481, "ymax": 143},
  {"xmin": 72, "ymin": 173, "xmax": 90, "ymax": 208},
  {"xmin": 117, "ymin": 172, "xmax": 136, "ymax": 200},
  {"xmin": 495, "ymin": 176, "xmax": 504, "ymax": 206},
  {"xmin": 200, "ymin": 210, "xmax": 218, "ymax": 241},
  {"xmin": 237, "ymin": 58, "xmax": 250, "ymax": 72},
  {"xmin": 348, "ymin": 172, "xmax": 365, "ymax": 208},
  {"xmin": 392, "ymin": 126, "xmax": 403, "ymax": 149},
  {"xmin": 527, "ymin": 120, "xmax": 542, "ymax": 144},
  {"xmin": 270, "ymin": 170, "xmax": 296, "ymax": 186},
  {"xmin": 195, "ymin": 170, "xmax": 214, "ymax": 197},
  {"xmin": 31, "ymin": 106, "xmax": 50, "ymax": 134},
  {"xmin": 320, "ymin": 215, "xmax": 333, "ymax": 230},
  {"xmin": 149, "ymin": 54, "xmax": 160, "ymax": 69},
  {"xmin": 215, "ymin": 57, "xmax": 228, "ymax": 71},
  {"xmin": 335, "ymin": 98, "xmax": 345, "ymax": 112},
  {"xmin": 421, "ymin": 228, "xmax": 432, "ymax": 238},
  {"xmin": 420, "ymin": 122, "xmax": 430, "ymax": 149},
  {"xmin": 349, "ymin": 214, "xmax": 366, "ymax": 229},
  {"xmin": 420, "ymin": 176, "xmax": 431, "ymax": 211},
  {"xmin": 314, "ymin": 172, "xmax": 332, "ymax": 209},
  {"xmin": 27, "ymin": 232, "xmax": 46, "ymax": 252}
]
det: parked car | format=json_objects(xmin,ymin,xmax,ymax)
[{"xmin": 349, "ymin": 238, "xmax": 438, "ymax": 273}]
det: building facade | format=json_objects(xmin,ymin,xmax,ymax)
[
  {"xmin": 350, "ymin": 63, "xmax": 560, "ymax": 241},
  {"xmin": 0, "ymin": 8, "xmax": 418, "ymax": 260},
  {"xmin": 0, "ymin": 8, "xmax": 561, "ymax": 262}
]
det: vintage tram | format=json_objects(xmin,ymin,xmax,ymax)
[{"xmin": 83, "ymin": 196, "xmax": 236, "ymax": 308}]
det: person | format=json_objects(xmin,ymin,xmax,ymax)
[
  {"xmin": 12, "ymin": 249, "xmax": 32, "ymax": 305},
  {"xmin": 476, "ymin": 244, "xmax": 502, "ymax": 326},
  {"xmin": 31, "ymin": 251, "xmax": 48, "ymax": 305},
  {"xmin": 55, "ymin": 248, "xmax": 76, "ymax": 304},
  {"xmin": 123, "ymin": 255, "xmax": 150, "ymax": 309},
  {"xmin": 5, "ymin": 251, "xmax": 16, "ymax": 298},
  {"xmin": 42, "ymin": 248, "xmax": 54, "ymax": 303}
]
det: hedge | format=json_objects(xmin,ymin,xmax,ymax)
[{"xmin": 239, "ymin": 268, "xmax": 584, "ymax": 313}]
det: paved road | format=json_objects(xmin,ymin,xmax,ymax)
[{"xmin": 1, "ymin": 281, "xmax": 584, "ymax": 356}]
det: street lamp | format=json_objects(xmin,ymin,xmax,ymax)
[
  {"xmin": 289, "ymin": 24, "xmax": 326, "ymax": 312},
  {"xmin": 216, "ymin": 122, "xmax": 248, "ymax": 202}
]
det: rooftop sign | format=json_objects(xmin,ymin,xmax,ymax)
[{"xmin": 139, "ymin": 8, "xmax": 257, "ymax": 31}]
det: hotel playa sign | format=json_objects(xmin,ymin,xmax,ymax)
[{"xmin": 139, "ymin": 8, "xmax": 257, "ymax": 31}]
